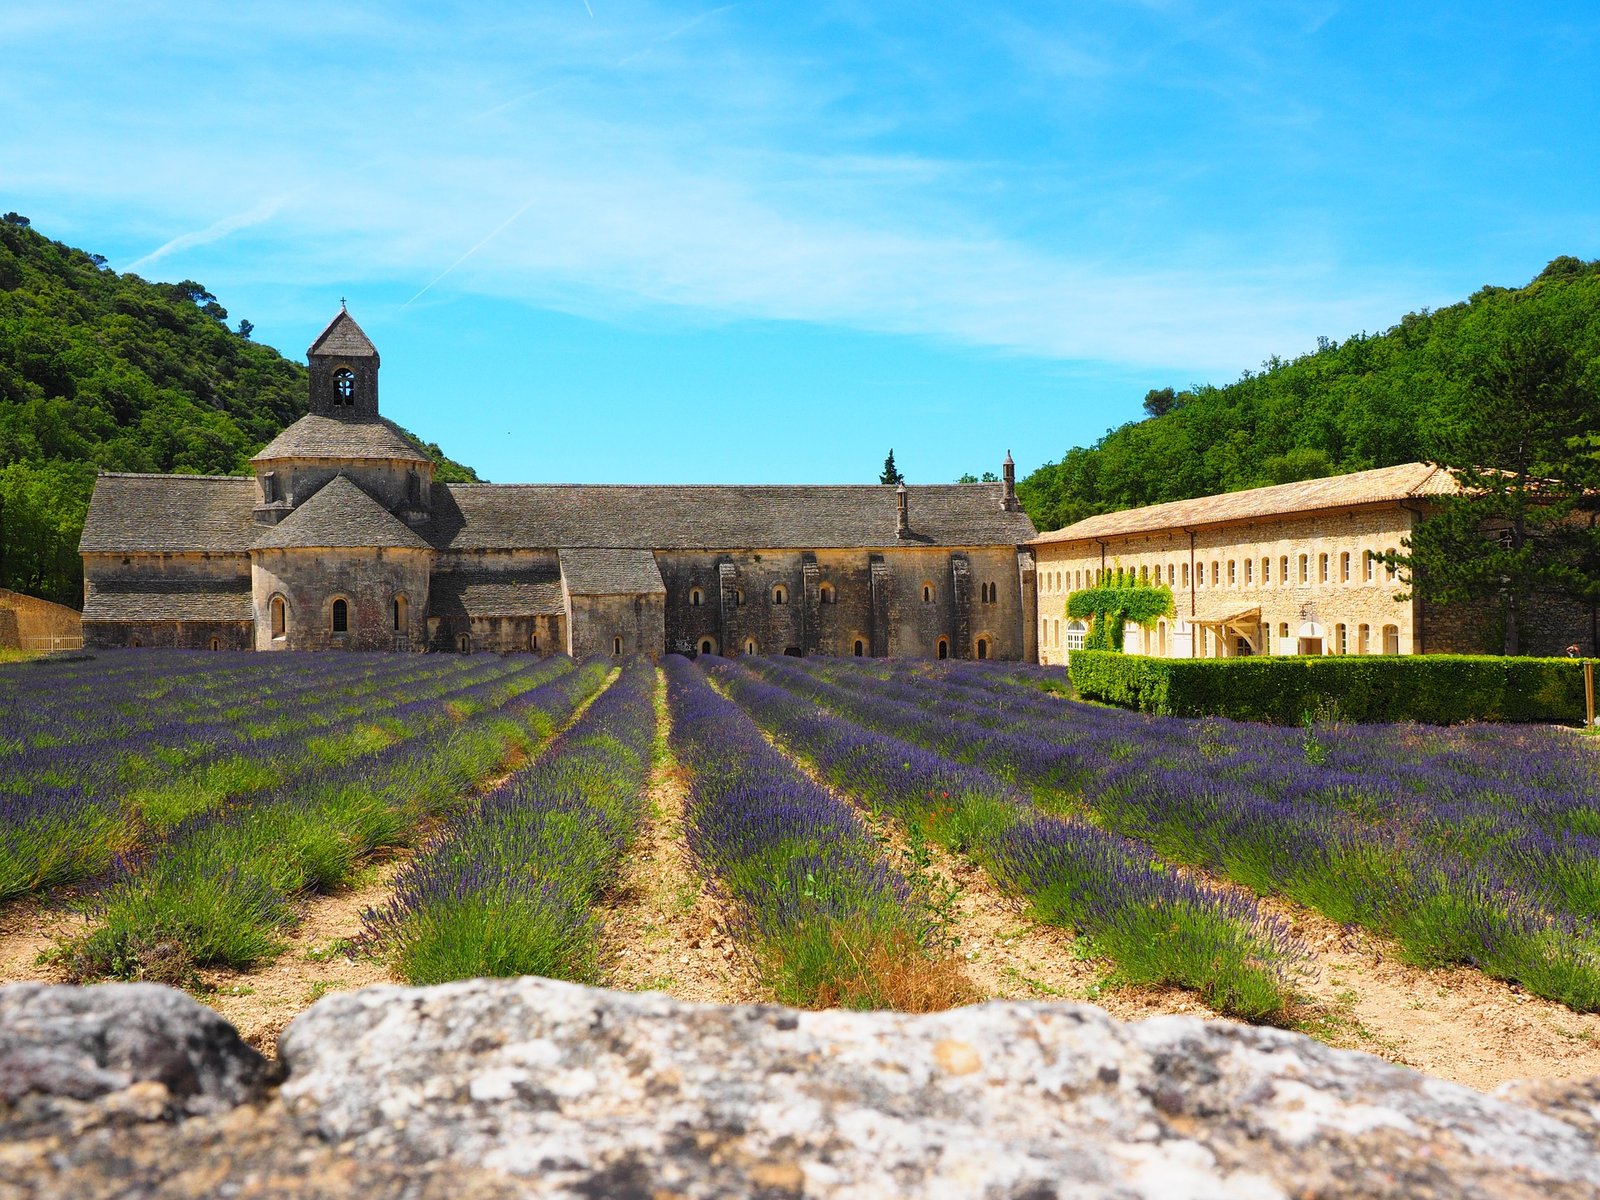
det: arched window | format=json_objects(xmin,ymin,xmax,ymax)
[
  {"xmin": 853, "ymin": 639, "xmax": 865, "ymax": 657},
  {"xmin": 1298, "ymin": 554, "xmax": 1309, "ymax": 584},
  {"xmin": 334, "ymin": 368, "xmax": 355, "ymax": 404},
  {"xmin": 613, "ymin": 635, "xmax": 623, "ymax": 655},
  {"xmin": 209, "ymin": 636, "xmax": 221, "ymax": 651},
  {"xmin": 331, "ymin": 598, "xmax": 348, "ymax": 633},
  {"xmin": 1211, "ymin": 561, "xmax": 1220, "ymax": 585},
  {"xmin": 937, "ymin": 638, "xmax": 949, "ymax": 660},
  {"xmin": 1385, "ymin": 549, "xmax": 1398, "ymax": 582},
  {"xmin": 1383, "ymin": 624, "xmax": 1400, "ymax": 655},
  {"xmin": 745, "ymin": 639, "xmax": 757, "ymax": 655},
  {"xmin": 1364, "ymin": 551, "xmax": 1376, "ymax": 583},
  {"xmin": 130, "ymin": 636, "xmax": 142, "ymax": 648},
  {"xmin": 392, "ymin": 594, "xmax": 408, "ymax": 632},
  {"xmin": 922, "ymin": 583, "xmax": 934, "ymax": 603},
  {"xmin": 1244, "ymin": 558, "xmax": 1253, "ymax": 584},
  {"xmin": 1227, "ymin": 560, "xmax": 1236, "ymax": 585},
  {"xmin": 1140, "ymin": 565, "xmax": 1149, "ymax": 583},
  {"xmin": 1279, "ymin": 622, "xmax": 1289, "ymax": 640},
  {"xmin": 1153, "ymin": 564, "xmax": 1162, "ymax": 585},
  {"xmin": 458, "ymin": 633, "xmax": 471, "ymax": 653},
  {"xmin": 700, "ymin": 638, "xmax": 715, "ymax": 656},
  {"xmin": 1065, "ymin": 620, "xmax": 1086, "ymax": 652},
  {"xmin": 530, "ymin": 631, "xmax": 540, "ymax": 652},
  {"xmin": 1182, "ymin": 562, "xmax": 1190, "ymax": 587},
  {"xmin": 690, "ymin": 588, "xmax": 703, "ymax": 607},
  {"xmin": 1280, "ymin": 555, "xmax": 1290, "ymax": 585},
  {"xmin": 772, "ymin": 585, "xmax": 787, "ymax": 606},
  {"xmin": 1158, "ymin": 620, "xmax": 1167, "ymax": 655},
  {"xmin": 1261, "ymin": 556, "xmax": 1270, "ymax": 584},
  {"xmin": 270, "ymin": 594, "xmax": 286, "ymax": 638},
  {"xmin": 1319, "ymin": 553, "xmax": 1330, "ymax": 584},
  {"xmin": 1358, "ymin": 624, "xmax": 1371, "ymax": 654},
  {"xmin": 819, "ymin": 583, "xmax": 835, "ymax": 605},
  {"xmin": 1336, "ymin": 623, "xmax": 1348, "ymax": 654},
  {"xmin": 1340, "ymin": 552, "xmax": 1351, "ymax": 583},
  {"xmin": 976, "ymin": 637, "xmax": 989, "ymax": 660}
]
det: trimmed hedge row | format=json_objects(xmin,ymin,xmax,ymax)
[{"xmin": 1069, "ymin": 649, "xmax": 1597, "ymax": 725}]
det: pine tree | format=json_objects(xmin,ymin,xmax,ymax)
[{"xmin": 879, "ymin": 449, "xmax": 905, "ymax": 486}]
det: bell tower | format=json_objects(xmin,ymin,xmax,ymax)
[{"xmin": 307, "ymin": 304, "xmax": 380, "ymax": 419}]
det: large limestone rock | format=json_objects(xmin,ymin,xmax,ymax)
[
  {"xmin": 275, "ymin": 978, "xmax": 1600, "ymax": 1198},
  {"xmin": 4, "ymin": 976, "xmax": 1600, "ymax": 1198}
]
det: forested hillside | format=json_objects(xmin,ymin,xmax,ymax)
[
  {"xmin": 1018, "ymin": 257, "xmax": 1600, "ymax": 532},
  {"xmin": 0, "ymin": 215, "xmax": 477, "ymax": 606}
]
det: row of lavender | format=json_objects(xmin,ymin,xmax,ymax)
[
  {"xmin": 368, "ymin": 660, "xmax": 657, "ymax": 984},
  {"xmin": 664, "ymin": 656, "xmax": 969, "ymax": 1009},
  {"xmin": 64, "ymin": 657, "xmax": 610, "ymax": 983},
  {"xmin": 706, "ymin": 656, "xmax": 1302, "ymax": 1018},
  {"xmin": 775, "ymin": 656, "xmax": 1600, "ymax": 1011},
  {"xmin": 0, "ymin": 653, "xmax": 546, "ymax": 903}
]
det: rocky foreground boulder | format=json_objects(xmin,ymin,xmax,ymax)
[{"xmin": 2, "ymin": 978, "xmax": 1599, "ymax": 1199}]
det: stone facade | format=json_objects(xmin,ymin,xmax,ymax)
[
  {"xmin": 80, "ymin": 310, "xmax": 1038, "ymax": 661},
  {"xmin": 1032, "ymin": 464, "xmax": 1594, "ymax": 661}
]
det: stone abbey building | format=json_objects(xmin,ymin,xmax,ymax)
[{"xmin": 80, "ymin": 310, "xmax": 1039, "ymax": 659}]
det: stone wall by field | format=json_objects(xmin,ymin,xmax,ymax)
[
  {"xmin": 4, "ymin": 977, "xmax": 1600, "ymax": 1199},
  {"xmin": 0, "ymin": 588, "xmax": 81, "ymax": 648}
]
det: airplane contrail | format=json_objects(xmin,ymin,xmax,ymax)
[{"xmin": 401, "ymin": 198, "xmax": 538, "ymax": 308}]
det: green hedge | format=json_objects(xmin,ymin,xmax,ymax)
[{"xmin": 1068, "ymin": 650, "xmax": 1597, "ymax": 725}]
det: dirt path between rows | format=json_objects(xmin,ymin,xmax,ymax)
[{"xmin": 596, "ymin": 694, "xmax": 749, "ymax": 1003}]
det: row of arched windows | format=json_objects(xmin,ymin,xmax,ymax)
[
  {"xmin": 686, "ymin": 581, "xmax": 1002, "ymax": 608},
  {"xmin": 1041, "ymin": 547, "xmax": 1402, "ymax": 596},
  {"xmin": 268, "ymin": 593, "xmax": 409, "ymax": 639}
]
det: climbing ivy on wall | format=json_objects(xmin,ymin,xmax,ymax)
[{"xmin": 1066, "ymin": 570, "xmax": 1174, "ymax": 651}]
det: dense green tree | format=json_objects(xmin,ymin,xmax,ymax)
[
  {"xmin": 0, "ymin": 219, "xmax": 479, "ymax": 606},
  {"xmin": 879, "ymin": 449, "xmax": 905, "ymax": 485},
  {"xmin": 1395, "ymin": 305, "xmax": 1600, "ymax": 654}
]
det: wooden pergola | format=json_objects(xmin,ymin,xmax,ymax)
[{"xmin": 1191, "ymin": 606, "xmax": 1262, "ymax": 657}]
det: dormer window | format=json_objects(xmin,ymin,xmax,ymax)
[{"xmin": 334, "ymin": 368, "xmax": 355, "ymax": 405}]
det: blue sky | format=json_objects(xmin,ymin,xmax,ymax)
[{"xmin": 4, "ymin": 2, "xmax": 1597, "ymax": 484}]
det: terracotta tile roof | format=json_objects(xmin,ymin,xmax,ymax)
[
  {"xmin": 308, "ymin": 310, "xmax": 378, "ymax": 359},
  {"xmin": 79, "ymin": 475, "xmax": 259, "ymax": 554},
  {"xmin": 252, "ymin": 475, "xmax": 432, "ymax": 551},
  {"xmin": 82, "ymin": 575, "xmax": 252, "ymax": 622},
  {"xmin": 250, "ymin": 415, "xmax": 430, "ymax": 464},
  {"xmin": 429, "ymin": 568, "xmax": 566, "ymax": 618},
  {"xmin": 426, "ymin": 483, "xmax": 1037, "ymax": 551},
  {"xmin": 559, "ymin": 548, "xmax": 666, "ymax": 596},
  {"xmin": 1030, "ymin": 462, "xmax": 1458, "ymax": 546}
]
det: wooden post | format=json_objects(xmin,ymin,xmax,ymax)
[{"xmin": 1586, "ymin": 660, "xmax": 1595, "ymax": 728}]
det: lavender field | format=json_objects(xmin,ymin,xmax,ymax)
[{"xmin": 3, "ymin": 649, "xmax": 1599, "ymax": 1062}]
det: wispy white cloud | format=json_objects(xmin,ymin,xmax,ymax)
[
  {"xmin": 123, "ymin": 198, "xmax": 287, "ymax": 274},
  {"xmin": 0, "ymin": 2, "xmax": 1492, "ymax": 376}
]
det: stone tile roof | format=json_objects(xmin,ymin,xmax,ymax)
[
  {"xmin": 1031, "ymin": 463, "xmax": 1458, "ymax": 546},
  {"xmin": 79, "ymin": 474, "xmax": 259, "ymax": 554},
  {"xmin": 559, "ymin": 548, "xmax": 666, "ymax": 596},
  {"xmin": 253, "ymin": 475, "xmax": 432, "ymax": 551},
  {"xmin": 430, "ymin": 568, "xmax": 566, "ymax": 618},
  {"xmin": 82, "ymin": 576, "xmax": 252, "ymax": 622},
  {"xmin": 426, "ymin": 483, "xmax": 1037, "ymax": 551},
  {"xmin": 308, "ymin": 309, "xmax": 378, "ymax": 359},
  {"xmin": 250, "ymin": 415, "xmax": 431, "ymax": 464}
]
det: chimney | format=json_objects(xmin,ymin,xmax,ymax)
[
  {"xmin": 896, "ymin": 482, "xmax": 910, "ymax": 539},
  {"xmin": 1002, "ymin": 450, "xmax": 1020, "ymax": 512}
]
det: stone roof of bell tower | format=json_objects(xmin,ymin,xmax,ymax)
[{"xmin": 308, "ymin": 307, "xmax": 379, "ymax": 361}]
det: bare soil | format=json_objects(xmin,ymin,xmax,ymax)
[{"xmin": 596, "ymin": 749, "xmax": 749, "ymax": 1005}]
